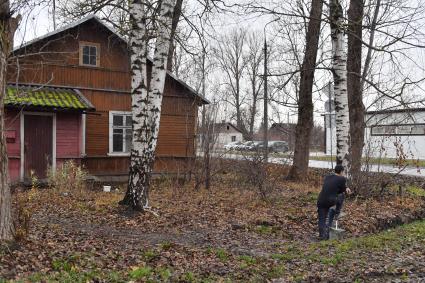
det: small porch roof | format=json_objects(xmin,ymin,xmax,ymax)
[{"xmin": 5, "ymin": 85, "xmax": 95, "ymax": 112}]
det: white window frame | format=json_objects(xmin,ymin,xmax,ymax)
[
  {"xmin": 79, "ymin": 41, "xmax": 100, "ymax": 67},
  {"xmin": 108, "ymin": 111, "xmax": 132, "ymax": 156}
]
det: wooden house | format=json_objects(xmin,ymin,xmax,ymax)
[{"xmin": 5, "ymin": 15, "xmax": 207, "ymax": 183}]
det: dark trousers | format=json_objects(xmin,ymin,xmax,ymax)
[{"xmin": 317, "ymin": 194, "xmax": 344, "ymax": 240}]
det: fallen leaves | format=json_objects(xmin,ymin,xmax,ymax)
[{"xmin": 1, "ymin": 169, "xmax": 425, "ymax": 282}]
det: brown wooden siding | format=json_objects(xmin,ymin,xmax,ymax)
[
  {"xmin": 8, "ymin": 18, "xmax": 200, "ymax": 176},
  {"xmin": 7, "ymin": 63, "xmax": 130, "ymax": 92},
  {"xmin": 83, "ymin": 156, "xmax": 193, "ymax": 176},
  {"xmin": 85, "ymin": 111, "xmax": 109, "ymax": 156},
  {"xmin": 83, "ymin": 90, "xmax": 131, "ymax": 111},
  {"xmin": 85, "ymin": 103, "xmax": 197, "ymax": 158}
]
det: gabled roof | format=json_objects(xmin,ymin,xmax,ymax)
[
  {"xmin": 14, "ymin": 15, "xmax": 209, "ymax": 105},
  {"xmin": 14, "ymin": 15, "xmax": 120, "ymax": 52},
  {"xmin": 5, "ymin": 84, "xmax": 95, "ymax": 112},
  {"xmin": 214, "ymin": 122, "xmax": 243, "ymax": 133}
]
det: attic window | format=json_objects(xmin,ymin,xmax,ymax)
[
  {"xmin": 227, "ymin": 125, "xmax": 230, "ymax": 130},
  {"xmin": 80, "ymin": 42, "xmax": 100, "ymax": 67}
]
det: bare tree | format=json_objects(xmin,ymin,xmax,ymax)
[
  {"xmin": 196, "ymin": 101, "xmax": 218, "ymax": 190},
  {"xmin": 214, "ymin": 28, "xmax": 248, "ymax": 136},
  {"xmin": 166, "ymin": 0, "xmax": 183, "ymax": 71},
  {"xmin": 287, "ymin": 0, "xmax": 324, "ymax": 180},
  {"xmin": 0, "ymin": 0, "xmax": 20, "ymax": 241},
  {"xmin": 244, "ymin": 32, "xmax": 264, "ymax": 140},
  {"xmin": 347, "ymin": 0, "xmax": 365, "ymax": 185}
]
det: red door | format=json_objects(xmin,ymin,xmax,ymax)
[{"xmin": 24, "ymin": 115, "xmax": 53, "ymax": 180}]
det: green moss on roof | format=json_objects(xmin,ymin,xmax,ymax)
[{"xmin": 5, "ymin": 86, "xmax": 93, "ymax": 110}]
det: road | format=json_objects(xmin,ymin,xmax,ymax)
[{"xmin": 210, "ymin": 152, "xmax": 425, "ymax": 178}]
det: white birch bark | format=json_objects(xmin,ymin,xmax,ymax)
[
  {"xmin": 124, "ymin": 0, "xmax": 175, "ymax": 210},
  {"xmin": 330, "ymin": 0, "xmax": 350, "ymax": 168}
]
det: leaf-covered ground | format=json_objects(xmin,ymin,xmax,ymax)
[{"xmin": 1, "ymin": 168, "xmax": 425, "ymax": 282}]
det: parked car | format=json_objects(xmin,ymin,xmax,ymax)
[
  {"xmin": 248, "ymin": 141, "xmax": 265, "ymax": 151},
  {"xmin": 268, "ymin": 141, "xmax": 289, "ymax": 153},
  {"xmin": 224, "ymin": 141, "xmax": 242, "ymax": 151},
  {"xmin": 237, "ymin": 141, "xmax": 255, "ymax": 151}
]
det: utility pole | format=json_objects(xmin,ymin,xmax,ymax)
[
  {"xmin": 263, "ymin": 28, "xmax": 269, "ymax": 163},
  {"xmin": 263, "ymin": 19, "xmax": 277, "ymax": 163}
]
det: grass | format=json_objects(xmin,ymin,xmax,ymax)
[
  {"xmin": 407, "ymin": 185, "xmax": 425, "ymax": 197},
  {"xmin": 215, "ymin": 248, "xmax": 229, "ymax": 262},
  {"xmin": 266, "ymin": 265, "xmax": 286, "ymax": 279},
  {"xmin": 255, "ymin": 224, "xmax": 274, "ymax": 234},
  {"xmin": 181, "ymin": 271, "xmax": 196, "ymax": 282},
  {"xmin": 308, "ymin": 155, "xmax": 425, "ymax": 167},
  {"xmin": 238, "ymin": 255, "xmax": 257, "ymax": 268},
  {"xmin": 128, "ymin": 267, "xmax": 152, "ymax": 280},
  {"xmin": 142, "ymin": 249, "xmax": 158, "ymax": 262},
  {"xmin": 157, "ymin": 267, "xmax": 172, "ymax": 281},
  {"xmin": 160, "ymin": 241, "xmax": 174, "ymax": 251},
  {"xmin": 228, "ymin": 150, "xmax": 425, "ymax": 167},
  {"xmin": 267, "ymin": 219, "xmax": 425, "ymax": 277}
]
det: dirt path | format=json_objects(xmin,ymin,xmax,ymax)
[{"xmin": 36, "ymin": 212, "xmax": 289, "ymax": 257}]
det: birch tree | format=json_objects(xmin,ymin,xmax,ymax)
[
  {"xmin": 120, "ymin": 0, "xmax": 176, "ymax": 211},
  {"xmin": 0, "ymin": 1, "xmax": 20, "ymax": 241},
  {"xmin": 330, "ymin": 0, "xmax": 350, "ymax": 167}
]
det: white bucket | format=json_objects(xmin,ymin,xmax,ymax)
[
  {"xmin": 329, "ymin": 220, "xmax": 345, "ymax": 240},
  {"xmin": 103, "ymin": 185, "xmax": 111, "ymax": 192}
]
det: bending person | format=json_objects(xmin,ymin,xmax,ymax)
[{"xmin": 317, "ymin": 165, "xmax": 351, "ymax": 240}]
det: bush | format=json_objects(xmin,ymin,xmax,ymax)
[
  {"xmin": 47, "ymin": 160, "xmax": 88, "ymax": 193},
  {"xmin": 14, "ymin": 171, "xmax": 39, "ymax": 241},
  {"xmin": 237, "ymin": 151, "xmax": 280, "ymax": 200}
]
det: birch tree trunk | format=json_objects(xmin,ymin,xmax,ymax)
[
  {"xmin": 0, "ymin": 3, "xmax": 19, "ymax": 241},
  {"xmin": 122, "ymin": 0, "xmax": 175, "ymax": 211},
  {"xmin": 330, "ymin": 0, "xmax": 350, "ymax": 168},
  {"xmin": 287, "ymin": 0, "xmax": 323, "ymax": 180}
]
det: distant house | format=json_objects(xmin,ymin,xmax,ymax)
[
  {"xmin": 5, "ymin": 15, "xmax": 208, "ymax": 183},
  {"xmin": 323, "ymin": 108, "xmax": 425, "ymax": 159},
  {"xmin": 213, "ymin": 122, "xmax": 244, "ymax": 148}
]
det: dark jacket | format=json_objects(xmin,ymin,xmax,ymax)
[{"xmin": 317, "ymin": 174, "xmax": 347, "ymax": 207}]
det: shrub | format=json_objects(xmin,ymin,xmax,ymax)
[
  {"xmin": 14, "ymin": 171, "xmax": 39, "ymax": 241},
  {"xmin": 237, "ymin": 151, "xmax": 282, "ymax": 200},
  {"xmin": 47, "ymin": 160, "xmax": 88, "ymax": 193}
]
